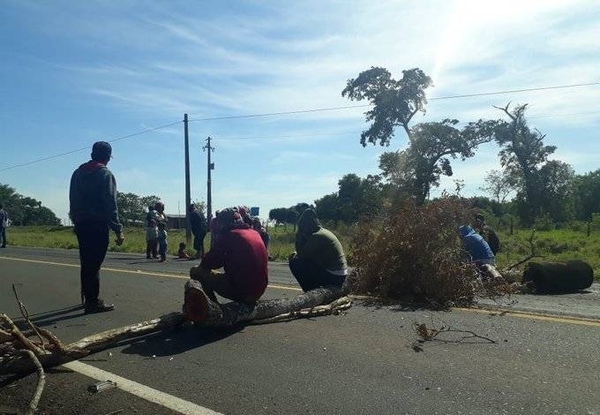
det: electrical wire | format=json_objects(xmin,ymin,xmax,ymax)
[
  {"xmin": 0, "ymin": 121, "xmax": 182, "ymax": 173},
  {"xmin": 2, "ymin": 80, "xmax": 599, "ymax": 172}
]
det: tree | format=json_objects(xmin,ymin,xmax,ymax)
[
  {"xmin": 0, "ymin": 183, "xmax": 60, "ymax": 226},
  {"xmin": 492, "ymin": 103, "xmax": 556, "ymax": 225},
  {"xmin": 314, "ymin": 193, "xmax": 340, "ymax": 224},
  {"xmin": 480, "ymin": 169, "xmax": 517, "ymax": 205},
  {"xmin": 342, "ymin": 67, "xmax": 433, "ymax": 146},
  {"xmin": 538, "ymin": 160, "xmax": 576, "ymax": 223},
  {"xmin": 378, "ymin": 119, "xmax": 495, "ymax": 205},
  {"xmin": 574, "ymin": 169, "xmax": 600, "ymax": 221}
]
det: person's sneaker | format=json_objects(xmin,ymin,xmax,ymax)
[{"xmin": 84, "ymin": 299, "xmax": 115, "ymax": 314}]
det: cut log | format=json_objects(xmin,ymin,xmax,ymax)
[
  {"xmin": 183, "ymin": 279, "xmax": 348, "ymax": 326},
  {"xmin": 1, "ymin": 281, "xmax": 350, "ymax": 375}
]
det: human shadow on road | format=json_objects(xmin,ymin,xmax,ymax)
[{"xmin": 120, "ymin": 324, "xmax": 244, "ymax": 358}]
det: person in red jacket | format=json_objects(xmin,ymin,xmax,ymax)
[{"xmin": 190, "ymin": 208, "xmax": 268, "ymax": 305}]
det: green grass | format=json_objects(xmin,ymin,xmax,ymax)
[{"xmin": 4, "ymin": 225, "xmax": 598, "ymax": 279}]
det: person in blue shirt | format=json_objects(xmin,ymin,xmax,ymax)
[{"xmin": 458, "ymin": 225, "xmax": 495, "ymax": 266}]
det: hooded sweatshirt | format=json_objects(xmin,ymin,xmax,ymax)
[
  {"xmin": 458, "ymin": 225, "xmax": 494, "ymax": 263},
  {"xmin": 69, "ymin": 160, "xmax": 123, "ymax": 234},
  {"xmin": 295, "ymin": 209, "xmax": 348, "ymax": 275}
]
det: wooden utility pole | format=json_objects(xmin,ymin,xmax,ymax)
[
  {"xmin": 184, "ymin": 114, "xmax": 191, "ymax": 242},
  {"xmin": 203, "ymin": 136, "xmax": 215, "ymax": 221}
]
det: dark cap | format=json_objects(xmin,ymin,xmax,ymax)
[{"xmin": 91, "ymin": 141, "xmax": 112, "ymax": 161}]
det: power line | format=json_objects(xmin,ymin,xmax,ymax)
[
  {"xmin": 186, "ymin": 81, "xmax": 600, "ymax": 123},
  {"xmin": 0, "ymin": 120, "xmax": 182, "ymax": 173},
  {"xmin": 2, "ymin": 80, "xmax": 599, "ymax": 172},
  {"xmin": 430, "ymin": 81, "xmax": 600, "ymax": 101}
]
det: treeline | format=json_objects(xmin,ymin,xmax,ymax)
[
  {"xmin": 0, "ymin": 183, "xmax": 60, "ymax": 226},
  {"xmin": 270, "ymin": 67, "xmax": 600, "ymax": 228}
]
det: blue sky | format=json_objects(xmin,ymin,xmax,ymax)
[{"xmin": 1, "ymin": 0, "xmax": 599, "ymax": 224}]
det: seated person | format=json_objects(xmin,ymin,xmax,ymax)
[
  {"xmin": 190, "ymin": 208, "xmax": 268, "ymax": 304},
  {"xmin": 289, "ymin": 209, "xmax": 348, "ymax": 291},
  {"xmin": 458, "ymin": 225, "xmax": 495, "ymax": 278},
  {"xmin": 178, "ymin": 242, "xmax": 190, "ymax": 259}
]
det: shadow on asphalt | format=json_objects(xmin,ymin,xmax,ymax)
[
  {"xmin": 120, "ymin": 324, "xmax": 243, "ymax": 358},
  {"xmin": 12, "ymin": 304, "xmax": 84, "ymax": 328}
]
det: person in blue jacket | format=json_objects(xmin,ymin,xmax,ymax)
[{"xmin": 458, "ymin": 225, "xmax": 495, "ymax": 266}]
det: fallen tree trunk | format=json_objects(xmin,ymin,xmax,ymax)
[{"xmin": 1, "ymin": 283, "xmax": 350, "ymax": 375}]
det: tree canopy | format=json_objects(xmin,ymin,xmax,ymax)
[
  {"xmin": 342, "ymin": 67, "xmax": 433, "ymax": 146},
  {"xmin": 0, "ymin": 183, "xmax": 60, "ymax": 226}
]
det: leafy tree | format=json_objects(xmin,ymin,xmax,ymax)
[
  {"xmin": 480, "ymin": 169, "xmax": 517, "ymax": 205},
  {"xmin": 269, "ymin": 207, "xmax": 290, "ymax": 227},
  {"xmin": 574, "ymin": 169, "xmax": 600, "ymax": 221},
  {"xmin": 0, "ymin": 183, "xmax": 60, "ymax": 225},
  {"xmin": 538, "ymin": 160, "xmax": 576, "ymax": 223},
  {"xmin": 378, "ymin": 119, "xmax": 494, "ymax": 205},
  {"xmin": 314, "ymin": 193, "xmax": 340, "ymax": 224},
  {"xmin": 342, "ymin": 67, "xmax": 433, "ymax": 146},
  {"xmin": 492, "ymin": 103, "xmax": 556, "ymax": 225}
]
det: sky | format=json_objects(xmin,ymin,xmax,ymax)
[{"xmin": 1, "ymin": 0, "xmax": 600, "ymax": 224}]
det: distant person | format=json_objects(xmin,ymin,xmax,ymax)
[
  {"xmin": 189, "ymin": 204, "xmax": 208, "ymax": 259},
  {"xmin": 178, "ymin": 242, "xmax": 190, "ymax": 259},
  {"xmin": 0, "ymin": 203, "xmax": 8, "ymax": 248},
  {"xmin": 252, "ymin": 217, "xmax": 270, "ymax": 249},
  {"xmin": 458, "ymin": 225, "xmax": 495, "ymax": 267},
  {"xmin": 158, "ymin": 221, "xmax": 168, "ymax": 262},
  {"xmin": 145, "ymin": 219, "xmax": 159, "ymax": 259},
  {"xmin": 209, "ymin": 210, "xmax": 221, "ymax": 248},
  {"xmin": 288, "ymin": 209, "xmax": 348, "ymax": 292},
  {"xmin": 69, "ymin": 141, "xmax": 124, "ymax": 314},
  {"xmin": 145, "ymin": 204, "xmax": 156, "ymax": 227},
  {"xmin": 190, "ymin": 208, "xmax": 268, "ymax": 305},
  {"xmin": 474, "ymin": 213, "xmax": 500, "ymax": 255}
]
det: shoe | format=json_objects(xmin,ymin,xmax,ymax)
[
  {"xmin": 152, "ymin": 256, "xmax": 159, "ymax": 259},
  {"xmin": 146, "ymin": 255, "xmax": 152, "ymax": 259},
  {"xmin": 0, "ymin": 245, "xmax": 6, "ymax": 248},
  {"xmin": 84, "ymin": 299, "xmax": 115, "ymax": 314}
]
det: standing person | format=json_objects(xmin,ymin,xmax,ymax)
[
  {"xmin": 288, "ymin": 209, "xmax": 348, "ymax": 292},
  {"xmin": 251, "ymin": 217, "xmax": 270, "ymax": 249},
  {"xmin": 0, "ymin": 203, "xmax": 8, "ymax": 248},
  {"xmin": 157, "ymin": 221, "xmax": 168, "ymax": 262},
  {"xmin": 190, "ymin": 208, "xmax": 268, "ymax": 305},
  {"xmin": 69, "ymin": 141, "xmax": 124, "ymax": 314},
  {"xmin": 209, "ymin": 210, "xmax": 221, "ymax": 248},
  {"xmin": 145, "ymin": 219, "xmax": 158, "ymax": 259},
  {"xmin": 474, "ymin": 213, "xmax": 500, "ymax": 255},
  {"xmin": 189, "ymin": 204, "xmax": 208, "ymax": 259}
]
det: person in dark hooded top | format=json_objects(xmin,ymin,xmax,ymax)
[
  {"xmin": 69, "ymin": 141, "xmax": 124, "ymax": 314},
  {"xmin": 190, "ymin": 207, "xmax": 268, "ymax": 304},
  {"xmin": 289, "ymin": 209, "xmax": 348, "ymax": 291}
]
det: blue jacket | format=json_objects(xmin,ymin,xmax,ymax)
[{"xmin": 459, "ymin": 225, "xmax": 494, "ymax": 263}]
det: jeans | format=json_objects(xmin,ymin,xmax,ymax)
[
  {"xmin": 0, "ymin": 227, "xmax": 6, "ymax": 246},
  {"xmin": 75, "ymin": 221, "xmax": 109, "ymax": 304}
]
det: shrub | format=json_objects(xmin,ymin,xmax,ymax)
[{"xmin": 349, "ymin": 196, "xmax": 478, "ymax": 308}]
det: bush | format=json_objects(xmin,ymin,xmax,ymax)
[{"xmin": 349, "ymin": 196, "xmax": 479, "ymax": 308}]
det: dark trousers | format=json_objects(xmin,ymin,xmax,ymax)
[
  {"xmin": 289, "ymin": 256, "xmax": 345, "ymax": 292},
  {"xmin": 146, "ymin": 239, "xmax": 158, "ymax": 258},
  {"xmin": 0, "ymin": 227, "xmax": 6, "ymax": 246},
  {"xmin": 75, "ymin": 221, "xmax": 109, "ymax": 304}
]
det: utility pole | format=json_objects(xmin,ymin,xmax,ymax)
[
  {"xmin": 203, "ymin": 136, "xmax": 215, "ymax": 221},
  {"xmin": 184, "ymin": 114, "xmax": 191, "ymax": 242}
]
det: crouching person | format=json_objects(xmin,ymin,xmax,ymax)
[
  {"xmin": 190, "ymin": 208, "xmax": 268, "ymax": 305},
  {"xmin": 289, "ymin": 209, "xmax": 348, "ymax": 291},
  {"xmin": 458, "ymin": 225, "xmax": 498, "ymax": 281}
]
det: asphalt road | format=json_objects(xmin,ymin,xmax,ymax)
[{"xmin": 1, "ymin": 246, "xmax": 599, "ymax": 415}]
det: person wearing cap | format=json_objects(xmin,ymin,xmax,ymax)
[
  {"xmin": 289, "ymin": 209, "xmax": 348, "ymax": 291},
  {"xmin": 190, "ymin": 207, "xmax": 268, "ymax": 305},
  {"xmin": 69, "ymin": 141, "xmax": 124, "ymax": 314}
]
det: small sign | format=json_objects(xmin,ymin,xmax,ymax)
[{"xmin": 250, "ymin": 207, "xmax": 259, "ymax": 216}]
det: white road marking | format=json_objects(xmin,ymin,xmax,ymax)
[{"xmin": 63, "ymin": 360, "xmax": 224, "ymax": 415}]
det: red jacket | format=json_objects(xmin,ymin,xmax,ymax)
[{"xmin": 201, "ymin": 228, "xmax": 268, "ymax": 300}]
